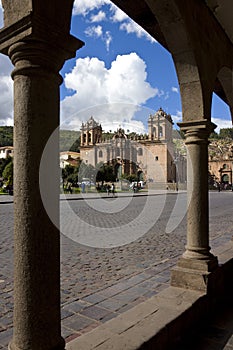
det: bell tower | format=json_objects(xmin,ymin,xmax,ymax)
[
  {"xmin": 80, "ymin": 116, "xmax": 102, "ymax": 146},
  {"xmin": 148, "ymin": 108, "xmax": 173, "ymax": 141}
]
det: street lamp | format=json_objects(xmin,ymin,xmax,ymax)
[{"xmin": 173, "ymin": 153, "xmax": 180, "ymax": 191}]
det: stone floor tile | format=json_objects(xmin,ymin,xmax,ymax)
[
  {"xmin": 101, "ymin": 312, "xmax": 119, "ymax": 323},
  {"xmin": 0, "ymin": 328, "xmax": 13, "ymax": 347},
  {"xmin": 62, "ymin": 326, "xmax": 77, "ymax": 339},
  {"xmin": 82, "ymin": 293, "xmax": 107, "ymax": 304},
  {"xmin": 126, "ymin": 285, "xmax": 150, "ymax": 297},
  {"xmin": 65, "ymin": 333, "xmax": 81, "ymax": 343},
  {"xmin": 80, "ymin": 305, "xmax": 111, "ymax": 321},
  {"xmin": 62, "ymin": 314, "xmax": 94, "ymax": 331},
  {"xmin": 63, "ymin": 300, "xmax": 90, "ymax": 314},
  {"xmin": 98, "ymin": 298, "xmax": 127, "ymax": 312},
  {"xmin": 113, "ymin": 292, "xmax": 139, "ymax": 303},
  {"xmin": 143, "ymin": 290, "xmax": 159, "ymax": 298},
  {"xmin": 79, "ymin": 322, "xmax": 100, "ymax": 334},
  {"xmin": 61, "ymin": 309, "xmax": 74, "ymax": 320}
]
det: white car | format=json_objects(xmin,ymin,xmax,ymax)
[{"xmin": 130, "ymin": 181, "xmax": 145, "ymax": 189}]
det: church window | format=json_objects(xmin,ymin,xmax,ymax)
[
  {"xmin": 99, "ymin": 150, "xmax": 103, "ymax": 158},
  {"xmin": 159, "ymin": 126, "xmax": 163, "ymax": 137},
  {"xmin": 155, "ymin": 156, "xmax": 159, "ymax": 161}
]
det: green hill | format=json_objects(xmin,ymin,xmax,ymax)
[
  {"xmin": 0, "ymin": 126, "xmax": 13, "ymax": 147},
  {"xmin": 0, "ymin": 126, "xmax": 80, "ymax": 152},
  {"xmin": 60, "ymin": 129, "xmax": 80, "ymax": 152}
]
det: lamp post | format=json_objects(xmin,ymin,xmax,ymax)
[{"xmin": 173, "ymin": 153, "xmax": 179, "ymax": 191}]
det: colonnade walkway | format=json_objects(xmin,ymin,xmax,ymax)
[
  {"xmin": 1, "ymin": 191, "xmax": 233, "ymax": 349},
  {"xmin": 173, "ymin": 299, "xmax": 233, "ymax": 350}
]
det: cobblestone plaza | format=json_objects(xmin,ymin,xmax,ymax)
[{"xmin": 1, "ymin": 191, "xmax": 233, "ymax": 348}]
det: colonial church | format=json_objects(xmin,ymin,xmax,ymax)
[{"xmin": 80, "ymin": 108, "xmax": 186, "ymax": 184}]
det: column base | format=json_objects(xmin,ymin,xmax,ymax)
[
  {"xmin": 171, "ymin": 256, "xmax": 218, "ymax": 292},
  {"xmin": 8, "ymin": 337, "xmax": 65, "ymax": 350}
]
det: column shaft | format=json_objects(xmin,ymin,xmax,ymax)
[
  {"xmin": 9, "ymin": 41, "xmax": 64, "ymax": 350},
  {"xmin": 184, "ymin": 128, "xmax": 210, "ymax": 259},
  {"xmin": 171, "ymin": 120, "xmax": 218, "ymax": 291}
]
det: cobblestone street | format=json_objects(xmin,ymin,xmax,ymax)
[{"xmin": 0, "ymin": 191, "xmax": 233, "ymax": 348}]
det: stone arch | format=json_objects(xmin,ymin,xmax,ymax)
[
  {"xmin": 1, "ymin": 0, "xmax": 74, "ymax": 32},
  {"xmin": 216, "ymin": 66, "xmax": 233, "ymax": 122},
  {"xmin": 144, "ymin": 0, "xmax": 216, "ymax": 122},
  {"xmin": 1, "ymin": 1, "xmax": 233, "ymax": 349}
]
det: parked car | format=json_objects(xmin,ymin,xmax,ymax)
[{"xmin": 129, "ymin": 181, "xmax": 145, "ymax": 190}]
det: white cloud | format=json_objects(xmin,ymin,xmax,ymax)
[
  {"xmin": 120, "ymin": 20, "xmax": 157, "ymax": 43},
  {"xmin": 90, "ymin": 10, "xmax": 106, "ymax": 22},
  {"xmin": 170, "ymin": 111, "xmax": 232, "ymax": 134},
  {"xmin": 85, "ymin": 25, "xmax": 103, "ymax": 38},
  {"xmin": 84, "ymin": 25, "xmax": 112, "ymax": 51},
  {"xmin": 172, "ymin": 86, "xmax": 179, "ymax": 93},
  {"xmin": 0, "ymin": 54, "xmax": 14, "ymax": 125},
  {"xmin": 105, "ymin": 31, "xmax": 112, "ymax": 52},
  {"xmin": 0, "ymin": 0, "xmax": 3, "ymax": 28},
  {"xmin": 61, "ymin": 53, "xmax": 158, "ymax": 132},
  {"xmin": 171, "ymin": 110, "xmax": 182, "ymax": 125},
  {"xmin": 73, "ymin": 1, "xmax": 157, "ymax": 45},
  {"xmin": 73, "ymin": 0, "xmax": 110, "ymax": 16},
  {"xmin": 212, "ymin": 117, "xmax": 232, "ymax": 133},
  {"xmin": 110, "ymin": 6, "xmax": 128, "ymax": 22},
  {"xmin": 0, "ymin": 9, "xmax": 18, "ymax": 125}
]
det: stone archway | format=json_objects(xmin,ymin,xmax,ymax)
[{"xmin": 1, "ymin": 1, "xmax": 233, "ymax": 349}]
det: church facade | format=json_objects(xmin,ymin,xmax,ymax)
[{"xmin": 80, "ymin": 108, "xmax": 186, "ymax": 185}]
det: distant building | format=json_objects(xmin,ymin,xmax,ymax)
[
  {"xmin": 80, "ymin": 108, "xmax": 186, "ymax": 185},
  {"xmin": 209, "ymin": 142, "xmax": 233, "ymax": 185},
  {"xmin": 60, "ymin": 151, "xmax": 80, "ymax": 168},
  {"xmin": 0, "ymin": 146, "xmax": 14, "ymax": 159}
]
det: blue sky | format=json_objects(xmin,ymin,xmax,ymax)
[{"xmin": 0, "ymin": 0, "xmax": 232, "ymax": 133}]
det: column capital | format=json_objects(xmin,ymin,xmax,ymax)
[
  {"xmin": 0, "ymin": 12, "xmax": 84, "ymax": 60},
  {"xmin": 8, "ymin": 40, "xmax": 67, "ymax": 82},
  {"xmin": 178, "ymin": 119, "xmax": 216, "ymax": 144}
]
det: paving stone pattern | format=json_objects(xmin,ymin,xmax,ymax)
[{"xmin": 0, "ymin": 192, "xmax": 233, "ymax": 348}]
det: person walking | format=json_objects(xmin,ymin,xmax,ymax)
[{"xmin": 111, "ymin": 183, "xmax": 115, "ymax": 197}]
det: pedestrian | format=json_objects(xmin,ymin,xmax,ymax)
[
  {"xmin": 67, "ymin": 183, "xmax": 72, "ymax": 194},
  {"xmin": 133, "ymin": 183, "xmax": 137, "ymax": 193},
  {"xmin": 81, "ymin": 182, "xmax": 86, "ymax": 193},
  {"xmin": 107, "ymin": 184, "xmax": 111, "ymax": 196},
  {"xmin": 111, "ymin": 183, "xmax": 115, "ymax": 197}
]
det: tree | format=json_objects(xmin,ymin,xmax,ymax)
[
  {"xmin": 121, "ymin": 173, "xmax": 138, "ymax": 182},
  {"xmin": 209, "ymin": 131, "xmax": 219, "ymax": 139},
  {"xmin": 69, "ymin": 137, "xmax": 80, "ymax": 152},
  {"xmin": 3, "ymin": 160, "xmax": 13, "ymax": 186},
  {"xmin": 0, "ymin": 157, "xmax": 12, "ymax": 177},
  {"xmin": 96, "ymin": 163, "xmax": 115, "ymax": 183},
  {"xmin": 0, "ymin": 126, "xmax": 13, "ymax": 146},
  {"xmin": 219, "ymin": 128, "xmax": 233, "ymax": 140}
]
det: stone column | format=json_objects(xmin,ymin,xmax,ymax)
[
  {"xmin": 86, "ymin": 128, "xmax": 89, "ymax": 145},
  {"xmin": 80, "ymin": 125, "xmax": 84, "ymax": 146},
  {"xmin": 7, "ymin": 39, "xmax": 81, "ymax": 350},
  {"xmin": 171, "ymin": 120, "xmax": 218, "ymax": 291},
  {"xmin": 90, "ymin": 129, "xmax": 94, "ymax": 145}
]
